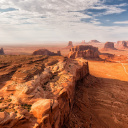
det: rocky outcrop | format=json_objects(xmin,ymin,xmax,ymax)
[
  {"xmin": 126, "ymin": 41, "xmax": 128, "ymax": 46},
  {"xmin": 116, "ymin": 41, "xmax": 128, "ymax": 49},
  {"xmin": 32, "ymin": 49, "xmax": 61, "ymax": 56},
  {"xmin": 65, "ymin": 41, "xmax": 73, "ymax": 49},
  {"xmin": 68, "ymin": 45, "xmax": 99, "ymax": 59},
  {"xmin": 103, "ymin": 42, "xmax": 116, "ymax": 50},
  {"xmin": 68, "ymin": 41, "xmax": 73, "ymax": 47},
  {"xmin": 0, "ymin": 55, "xmax": 89, "ymax": 128},
  {"xmin": 0, "ymin": 48, "xmax": 5, "ymax": 55},
  {"xmin": 30, "ymin": 58, "xmax": 89, "ymax": 127}
]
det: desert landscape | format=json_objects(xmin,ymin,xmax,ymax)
[
  {"xmin": 0, "ymin": 40, "xmax": 128, "ymax": 128},
  {"xmin": 1, "ymin": 0, "xmax": 128, "ymax": 127}
]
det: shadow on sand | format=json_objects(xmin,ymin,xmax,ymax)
[{"xmin": 63, "ymin": 75, "xmax": 128, "ymax": 128}]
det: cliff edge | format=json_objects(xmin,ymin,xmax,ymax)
[{"xmin": 0, "ymin": 55, "xmax": 89, "ymax": 128}]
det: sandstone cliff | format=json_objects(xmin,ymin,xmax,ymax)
[
  {"xmin": 0, "ymin": 55, "xmax": 89, "ymax": 128},
  {"xmin": 68, "ymin": 45, "xmax": 99, "ymax": 59},
  {"xmin": 116, "ymin": 41, "xmax": 128, "ymax": 49},
  {"xmin": 101, "ymin": 42, "xmax": 116, "ymax": 51}
]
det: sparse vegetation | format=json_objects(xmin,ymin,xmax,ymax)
[
  {"xmin": 0, "ymin": 108, "xmax": 6, "ymax": 112},
  {"xmin": 21, "ymin": 104, "xmax": 32, "ymax": 112},
  {"xmin": 42, "ymin": 85, "xmax": 47, "ymax": 91},
  {"xmin": 7, "ymin": 99, "xmax": 12, "ymax": 102}
]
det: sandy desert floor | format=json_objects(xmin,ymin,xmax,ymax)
[
  {"xmin": 65, "ymin": 60, "xmax": 128, "ymax": 128},
  {"xmin": 2, "ymin": 43, "xmax": 128, "ymax": 57}
]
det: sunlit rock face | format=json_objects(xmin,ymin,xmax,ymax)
[
  {"xmin": 68, "ymin": 45, "xmax": 99, "ymax": 59},
  {"xmin": 0, "ymin": 55, "xmax": 89, "ymax": 128},
  {"xmin": 104, "ymin": 42, "xmax": 115, "ymax": 49}
]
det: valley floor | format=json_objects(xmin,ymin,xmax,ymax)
[{"xmin": 65, "ymin": 61, "xmax": 128, "ymax": 128}]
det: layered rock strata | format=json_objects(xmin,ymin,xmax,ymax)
[
  {"xmin": 104, "ymin": 42, "xmax": 116, "ymax": 50},
  {"xmin": 0, "ymin": 55, "xmax": 89, "ymax": 128},
  {"xmin": 116, "ymin": 41, "xmax": 128, "ymax": 49},
  {"xmin": 68, "ymin": 45, "xmax": 99, "ymax": 59}
]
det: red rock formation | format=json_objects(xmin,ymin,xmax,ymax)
[
  {"xmin": 30, "ymin": 58, "xmax": 89, "ymax": 127},
  {"xmin": 89, "ymin": 40, "xmax": 100, "ymax": 43},
  {"xmin": 68, "ymin": 45, "xmax": 99, "ymax": 59},
  {"xmin": 116, "ymin": 41, "xmax": 128, "ymax": 49},
  {"xmin": 32, "ymin": 49, "xmax": 61, "ymax": 56},
  {"xmin": 126, "ymin": 41, "xmax": 128, "ymax": 46},
  {"xmin": 68, "ymin": 41, "xmax": 73, "ymax": 47},
  {"xmin": 0, "ymin": 55, "xmax": 89, "ymax": 128},
  {"xmin": 65, "ymin": 41, "xmax": 73, "ymax": 49},
  {"xmin": 0, "ymin": 48, "xmax": 5, "ymax": 55},
  {"xmin": 81, "ymin": 40, "xmax": 86, "ymax": 44},
  {"xmin": 57, "ymin": 51, "xmax": 61, "ymax": 56},
  {"xmin": 79, "ymin": 40, "xmax": 86, "ymax": 45},
  {"xmin": 102, "ymin": 42, "xmax": 116, "ymax": 50}
]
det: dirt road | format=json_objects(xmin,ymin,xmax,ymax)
[{"xmin": 65, "ymin": 61, "xmax": 128, "ymax": 128}]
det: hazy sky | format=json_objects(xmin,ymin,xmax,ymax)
[{"xmin": 0, "ymin": 0, "xmax": 128, "ymax": 44}]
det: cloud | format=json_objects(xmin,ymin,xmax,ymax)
[
  {"xmin": 89, "ymin": 3, "xmax": 127, "ymax": 15},
  {"xmin": 114, "ymin": 21, "xmax": 128, "ymax": 24},
  {"xmin": 0, "ymin": 0, "xmax": 128, "ymax": 44},
  {"xmin": 0, "ymin": 0, "xmax": 102, "ymax": 29}
]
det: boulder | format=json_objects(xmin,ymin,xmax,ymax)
[{"xmin": 30, "ymin": 99, "xmax": 59, "ymax": 127}]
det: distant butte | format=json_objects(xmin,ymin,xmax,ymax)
[
  {"xmin": 78, "ymin": 40, "xmax": 86, "ymax": 45},
  {"xmin": 68, "ymin": 41, "xmax": 73, "ymax": 47},
  {"xmin": 0, "ymin": 48, "xmax": 5, "ymax": 55},
  {"xmin": 116, "ymin": 41, "xmax": 128, "ymax": 49},
  {"xmin": 89, "ymin": 40, "xmax": 100, "ymax": 43},
  {"xmin": 68, "ymin": 45, "xmax": 99, "ymax": 59},
  {"xmin": 64, "ymin": 41, "xmax": 73, "ymax": 49},
  {"xmin": 32, "ymin": 49, "xmax": 61, "ymax": 56},
  {"xmin": 101, "ymin": 42, "xmax": 117, "ymax": 51}
]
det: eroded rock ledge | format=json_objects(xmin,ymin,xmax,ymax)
[{"xmin": 0, "ymin": 56, "xmax": 89, "ymax": 128}]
